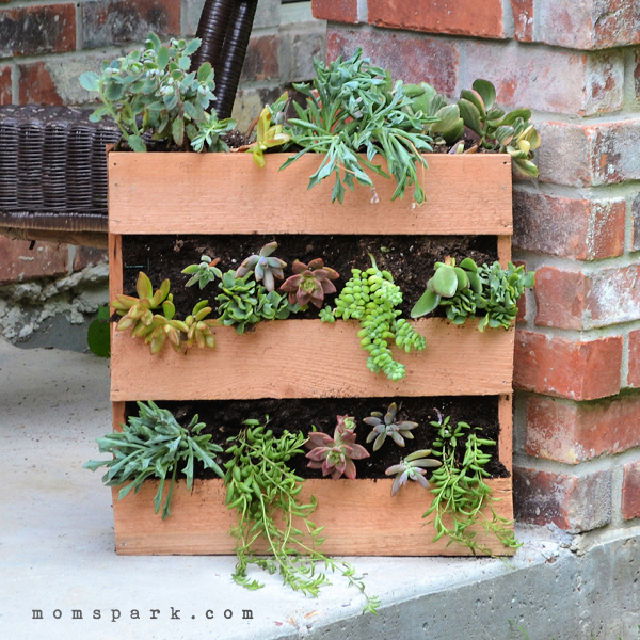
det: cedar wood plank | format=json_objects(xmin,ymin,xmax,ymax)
[
  {"xmin": 108, "ymin": 153, "xmax": 512, "ymax": 236},
  {"xmin": 113, "ymin": 478, "xmax": 514, "ymax": 557},
  {"xmin": 110, "ymin": 319, "xmax": 514, "ymax": 400}
]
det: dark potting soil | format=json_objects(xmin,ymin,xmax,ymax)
[
  {"xmin": 125, "ymin": 396, "xmax": 508, "ymax": 481},
  {"xmin": 122, "ymin": 234, "xmax": 497, "ymax": 319}
]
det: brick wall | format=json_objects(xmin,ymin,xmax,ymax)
[
  {"xmin": 0, "ymin": 0, "xmax": 324, "ymax": 287},
  {"xmin": 313, "ymin": 0, "xmax": 640, "ymax": 536}
]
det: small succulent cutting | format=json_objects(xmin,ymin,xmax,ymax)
[
  {"xmin": 112, "ymin": 272, "xmax": 172, "ymax": 337},
  {"xmin": 236, "ymin": 241, "xmax": 287, "ymax": 292},
  {"xmin": 182, "ymin": 255, "xmax": 223, "ymax": 289},
  {"xmin": 457, "ymin": 79, "xmax": 541, "ymax": 177},
  {"xmin": 246, "ymin": 92, "xmax": 291, "ymax": 167},
  {"xmin": 280, "ymin": 258, "xmax": 339, "ymax": 308},
  {"xmin": 305, "ymin": 416, "xmax": 370, "ymax": 480},
  {"xmin": 364, "ymin": 402, "xmax": 419, "ymax": 451},
  {"xmin": 385, "ymin": 449, "xmax": 441, "ymax": 496},
  {"xmin": 216, "ymin": 270, "xmax": 295, "ymax": 334},
  {"xmin": 184, "ymin": 300, "xmax": 216, "ymax": 349},
  {"xmin": 411, "ymin": 257, "xmax": 534, "ymax": 331},
  {"xmin": 411, "ymin": 257, "xmax": 481, "ymax": 318}
]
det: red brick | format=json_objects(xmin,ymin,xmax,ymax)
[
  {"xmin": 533, "ymin": 268, "xmax": 587, "ymax": 331},
  {"xmin": 18, "ymin": 62, "xmax": 63, "ymax": 106},
  {"xmin": 511, "ymin": 0, "xmax": 534, "ymax": 42},
  {"xmin": 368, "ymin": 0, "xmax": 507, "ymax": 39},
  {"xmin": 526, "ymin": 395, "xmax": 640, "ymax": 464},
  {"xmin": 80, "ymin": 0, "xmax": 180, "ymax": 48},
  {"xmin": 326, "ymin": 26, "xmax": 460, "ymax": 95},
  {"xmin": 628, "ymin": 331, "xmax": 640, "ymax": 388},
  {"xmin": 514, "ymin": 331, "xmax": 622, "ymax": 400},
  {"xmin": 533, "ymin": 266, "xmax": 640, "ymax": 330},
  {"xmin": 73, "ymin": 247, "xmax": 108, "ymax": 272},
  {"xmin": 0, "ymin": 238, "xmax": 69, "ymax": 284},
  {"xmin": 0, "ymin": 65, "xmax": 11, "ymax": 105},
  {"xmin": 537, "ymin": 119, "xmax": 640, "ymax": 187},
  {"xmin": 622, "ymin": 461, "xmax": 640, "ymax": 520},
  {"xmin": 312, "ymin": 0, "xmax": 358, "ymax": 23},
  {"xmin": 529, "ymin": 0, "xmax": 640, "ymax": 50},
  {"xmin": 0, "ymin": 4, "xmax": 76, "ymax": 57},
  {"xmin": 241, "ymin": 35, "xmax": 279, "ymax": 82},
  {"xmin": 514, "ymin": 191, "xmax": 625, "ymax": 260},
  {"xmin": 514, "ymin": 467, "xmax": 611, "ymax": 532},
  {"xmin": 458, "ymin": 44, "xmax": 623, "ymax": 116}
]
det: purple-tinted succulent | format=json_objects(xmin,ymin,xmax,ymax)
[
  {"xmin": 364, "ymin": 402, "xmax": 419, "ymax": 451},
  {"xmin": 385, "ymin": 449, "xmax": 441, "ymax": 496},
  {"xmin": 280, "ymin": 258, "xmax": 339, "ymax": 308},
  {"xmin": 236, "ymin": 241, "xmax": 287, "ymax": 292},
  {"xmin": 305, "ymin": 416, "xmax": 369, "ymax": 480}
]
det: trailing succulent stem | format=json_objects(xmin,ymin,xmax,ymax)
[
  {"xmin": 411, "ymin": 258, "xmax": 534, "ymax": 331},
  {"xmin": 322, "ymin": 255, "xmax": 426, "ymax": 380},
  {"xmin": 423, "ymin": 414, "xmax": 519, "ymax": 554},
  {"xmin": 84, "ymin": 401, "xmax": 223, "ymax": 519},
  {"xmin": 224, "ymin": 420, "xmax": 379, "ymax": 613},
  {"xmin": 364, "ymin": 402, "xmax": 419, "ymax": 451},
  {"xmin": 80, "ymin": 33, "xmax": 235, "ymax": 152},
  {"xmin": 305, "ymin": 415, "xmax": 369, "ymax": 479}
]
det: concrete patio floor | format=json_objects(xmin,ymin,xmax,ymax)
[{"xmin": 1, "ymin": 339, "xmax": 638, "ymax": 640}]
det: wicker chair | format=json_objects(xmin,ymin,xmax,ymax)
[{"xmin": 0, "ymin": 0, "xmax": 257, "ymax": 248}]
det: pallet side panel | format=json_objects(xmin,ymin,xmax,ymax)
[
  {"xmin": 110, "ymin": 319, "xmax": 515, "ymax": 400},
  {"xmin": 109, "ymin": 154, "xmax": 512, "ymax": 236},
  {"xmin": 112, "ymin": 477, "xmax": 514, "ymax": 557}
]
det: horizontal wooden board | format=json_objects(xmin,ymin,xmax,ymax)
[
  {"xmin": 108, "ymin": 153, "xmax": 512, "ymax": 236},
  {"xmin": 112, "ymin": 477, "xmax": 514, "ymax": 557},
  {"xmin": 110, "ymin": 318, "xmax": 514, "ymax": 401}
]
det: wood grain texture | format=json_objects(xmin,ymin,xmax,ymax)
[
  {"xmin": 108, "ymin": 153, "xmax": 512, "ymax": 236},
  {"xmin": 112, "ymin": 477, "xmax": 514, "ymax": 557},
  {"xmin": 110, "ymin": 318, "xmax": 514, "ymax": 400},
  {"xmin": 498, "ymin": 395, "xmax": 513, "ymax": 473}
]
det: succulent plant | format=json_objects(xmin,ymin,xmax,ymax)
[
  {"xmin": 457, "ymin": 79, "xmax": 541, "ymax": 177},
  {"xmin": 144, "ymin": 314, "xmax": 188, "ymax": 354},
  {"xmin": 385, "ymin": 449, "xmax": 442, "ymax": 496},
  {"xmin": 411, "ymin": 257, "xmax": 481, "ymax": 318},
  {"xmin": 305, "ymin": 417, "xmax": 370, "ymax": 480},
  {"xmin": 184, "ymin": 300, "xmax": 216, "ymax": 349},
  {"xmin": 247, "ymin": 92, "xmax": 291, "ymax": 167},
  {"xmin": 216, "ymin": 270, "xmax": 295, "ymax": 334},
  {"xmin": 112, "ymin": 272, "xmax": 171, "ymax": 336},
  {"xmin": 364, "ymin": 402, "xmax": 419, "ymax": 451},
  {"xmin": 181, "ymin": 255, "xmax": 223, "ymax": 289},
  {"xmin": 411, "ymin": 257, "xmax": 534, "ymax": 330},
  {"xmin": 475, "ymin": 261, "xmax": 534, "ymax": 331},
  {"xmin": 280, "ymin": 258, "xmax": 339, "ymax": 308},
  {"xmin": 236, "ymin": 241, "xmax": 287, "ymax": 292},
  {"xmin": 323, "ymin": 255, "xmax": 426, "ymax": 381},
  {"xmin": 79, "ymin": 33, "xmax": 236, "ymax": 153},
  {"xmin": 404, "ymin": 82, "xmax": 465, "ymax": 145}
]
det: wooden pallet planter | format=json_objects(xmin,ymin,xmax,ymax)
[{"xmin": 109, "ymin": 152, "xmax": 515, "ymax": 557}]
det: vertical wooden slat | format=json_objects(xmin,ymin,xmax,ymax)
[
  {"xmin": 497, "ymin": 235, "xmax": 512, "ymax": 267},
  {"xmin": 498, "ymin": 394, "xmax": 513, "ymax": 473}
]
